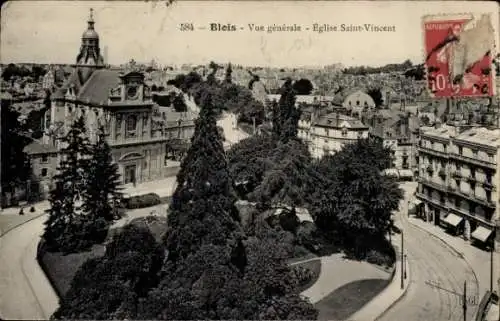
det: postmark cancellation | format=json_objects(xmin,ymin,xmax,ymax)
[{"xmin": 423, "ymin": 13, "xmax": 496, "ymax": 98}]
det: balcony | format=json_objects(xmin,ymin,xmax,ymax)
[
  {"xmin": 108, "ymin": 135, "xmax": 171, "ymax": 147},
  {"xmin": 482, "ymin": 181, "xmax": 495, "ymax": 191},
  {"xmin": 447, "ymin": 188, "xmax": 496, "ymax": 209},
  {"xmin": 415, "ymin": 192, "xmax": 448, "ymax": 209},
  {"xmin": 417, "ymin": 146, "xmax": 449, "ymax": 158},
  {"xmin": 452, "ymin": 171, "xmax": 462, "ymax": 178},
  {"xmin": 438, "ymin": 168, "xmax": 446, "ymax": 177},
  {"xmin": 426, "ymin": 165, "xmax": 434, "ymax": 173},
  {"xmin": 466, "ymin": 175, "xmax": 476, "ymax": 183},
  {"xmin": 449, "ymin": 153, "xmax": 496, "ymax": 170},
  {"xmin": 418, "ymin": 177, "xmax": 448, "ymax": 193}
]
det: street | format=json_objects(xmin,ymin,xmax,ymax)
[
  {"xmin": 0, "ymin": 215, "xmax": 57, "ymax": 320},
  {"xmin": 379, "ymin": 183, "xmax": 479, "ymax": 321}
]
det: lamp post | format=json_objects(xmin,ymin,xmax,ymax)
[
  {"xmin": 401, "ymin": 230, "xmax": 404, "ymax": 290},
  {"xmin": 491, "ymin": 229, "xmax": 496, "ymax": 294}
]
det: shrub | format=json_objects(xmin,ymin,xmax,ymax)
[
  {"xmin": 30, "ymin": 206, "xmax": 36, "ymax": 212},
  {"xmin": 279, "ymin": 208, "xmax": 300, "ymax": 233},
  {"xmin": 123, "ymin": 193, "xmax": 161, "ymax": 209},
  {"xmin": 365, "ymin": 250, "xmax": 393, "ymax": 267},
  {"xmin": 291, "ymin": 265, "xmax": 314, "ymax": 287}
]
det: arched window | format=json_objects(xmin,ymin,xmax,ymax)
[{"xmin": 126, "ymin": 115, "xmax": 137, "ymax": 138}]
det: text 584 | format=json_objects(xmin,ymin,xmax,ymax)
[{"xmin": 180, "ymin": 23, "xmax": 194, "ymax": 31}]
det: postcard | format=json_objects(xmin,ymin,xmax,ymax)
[{"xmin": 1, "ymin": 1, "xmax": 499, "ymax": 321}]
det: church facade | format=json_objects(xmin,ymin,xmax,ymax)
[{"xmin": 30, "ymin": 9, "xmax": 195, "ymax": 198}]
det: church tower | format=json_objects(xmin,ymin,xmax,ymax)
[{"xmin": 75, "ymin": 8, "xmax": 105, "ymax": 83}]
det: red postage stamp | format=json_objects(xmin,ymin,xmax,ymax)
[{"xmin": 423, "ymin": 14, "xmax": 496, "ymax": 98}]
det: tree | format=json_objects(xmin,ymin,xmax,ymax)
[
  {"xmin": 273, "ymin": 79, "xmax": 301, "ymax": 143},
  {"xmin": 172, "ymin": 94, "xmax": 188, "ymax": 112},
  {"xmin": 137, "ymin": 92, "xmax": 316, "ymax": 320},
  {"xmin": 292, "ymin": 79, "xmax": 313, "ymax": 95},
  {"xmin": 1, "ymin": 101, "xmax": 31, "ymax": 201},
  {"xmin": 53, "ymin": 224, "xmax": 164, "ymax": 320},
  {"xmin": 43, "ymin": 115, "xmax": 93, "ymax": 253},
  {"xmin": 309, "ymin": 139, "xmax": 403, "ymax": 255},
  {"xmin": 83, "ymin": 128, "xmax": 123, "ymax": 225},
  {"xmin": 225, "ymin": 63, "xmax": 233, "ymax": 84},
  {"xmin": 367, "ymin": 87, "xmax": 384, "ymax": 109}
]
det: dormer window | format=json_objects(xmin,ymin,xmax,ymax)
[{"xmin": 356, "ymin": 100, "xmax": 360, "ymax": 106}]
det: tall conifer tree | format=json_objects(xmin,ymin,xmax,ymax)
[
  {"xmin": 83, "ymin": 127, "xmax": 123, "ymax": 225},
  {"xmin": 43, "ymin": 115, "xmax": 92, "ymax": 252}
]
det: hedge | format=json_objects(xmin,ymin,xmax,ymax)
[{"xmin": 123, "ymin": 193, "xmax": 161, "ymax": 209}]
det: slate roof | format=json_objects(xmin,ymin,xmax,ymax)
[
  {"xmin": 314, "ymin": 112, "xmax": 368, "ymax": 129},
  {"xmin": 77, "ymin": 69, "xmax": 121, "ymax": 105},
  {"xmin": 23, "ymin": 141, "xmax": 58, "ymax": 155}
]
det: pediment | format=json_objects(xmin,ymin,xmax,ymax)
[{"xmin": 119, "ymin": 152, "xmax": 144, "ymax": 161}]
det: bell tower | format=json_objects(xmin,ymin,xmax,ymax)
[{"xmin": 75, "ymin": 8, "xmax": 105, "ymax": 83}]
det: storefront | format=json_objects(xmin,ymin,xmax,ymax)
[
  {"xmin": 442, "ymin": 213, "xmax": 464, "ymax": 236},
  {"xmin": 471, "ymin": 225, "xmax": 495, "ymax": 250}
]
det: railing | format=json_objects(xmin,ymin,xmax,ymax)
[
  {"xmin": 418, "ymin": 177, "xmax": 448, "ymax": 193},
  {"xmin": 449, "ymin": 153, "xmax": 496, "ymax": 169},
  {"xmin": 418, "ymin": 146, "xmax": 449, "ymax": 158}
]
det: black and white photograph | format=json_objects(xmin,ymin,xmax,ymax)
[{"xmin": 0, "ymin": 1, "xmax": 499, "ymax": 320}]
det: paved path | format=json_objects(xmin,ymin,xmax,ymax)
[
  {"xmin": 379, "ymin": 182, "xmax": 479, "ymax": 321},
  {"xmin": 301, "ymin": 253, "xmax": 391, "ymax": 304},
  {"xmin": 217, "ymin": 112, "xmax": 250, "ymax": 147}
]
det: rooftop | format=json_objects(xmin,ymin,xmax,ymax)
[
  {"xmin": 420, "ymin": 125, "xmax": 457, "ymax": 140},
  {"xmin": 454, "ymin": 127, "xmax": 500, "ymax": 148},
  {"xmin": 23, "ymin": 141, "xmax": 58, "ymax": 155},
  {"xmin": 314, "ymin": 112, "xmax": 368, "ymax": 129}
]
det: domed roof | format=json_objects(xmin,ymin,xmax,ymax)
[
  {"xmin": 82, "ymin": 8, "xmax": 99, "ymax": 39},
  {"xmin": 82, "ymin": 28, "xmax": 99, "ymax": 39}
]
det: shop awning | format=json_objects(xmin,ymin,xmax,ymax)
[
  {"xmin": 471, "ymin": 226, "xmax": 493, "ymax": 242},
  {"xmin": 443, "ymin": 213, "xmax": 463, "ymax": 227},
  {"xmin": 399, "ymin": 169, "xmax": 414, "ymax": 177}
]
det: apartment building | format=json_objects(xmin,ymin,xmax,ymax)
[
  {"xmin": 309, "ymin": 112, "xmax": 369, "ymax": 158},
  {"xmin": 416, "ymin": 125, "xmax": 500, "ymax": 249}
]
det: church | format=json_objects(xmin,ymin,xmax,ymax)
[{"xmin": 25, "ymin": 9, "xmax": 196, "ymax": 200}]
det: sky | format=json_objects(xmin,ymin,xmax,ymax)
[{"xmin": 1, "ymin": 1, "xmax": 498, "ymax": 68}]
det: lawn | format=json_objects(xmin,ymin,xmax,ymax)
[
  {"xmin": 39, "ymin": 244, "xmax": 106, "ymax": 297},
  {"xmin": 314, "ymin": 278, "xmax": 389, "ymax": 320},
  {"xmin": 39, "ymin": 215, "xmax": 168, "ymax": 298}
]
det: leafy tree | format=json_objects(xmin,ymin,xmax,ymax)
[
  {"xmin": 1, "ymin": 102, "xmax": 30, "ymax": 199},
  {"xmin": 367, "ymin": 87, "xmax": 384, "ymax": 108},
  {"xmin": 292, "ymin": 78, "xmax": 313, "ymax": 95},
  {"xmin": 53, "ymin": 224, "xmax": 164, "ymax": 320},
  {"xmin": 172, "ymin": 94, "xmax": 188, "ymax": 112},
  {"xmin": 43, "ymin": 115, "xmax": 93, "ymax": 253},
  {"xmin": 228, "ymin": 135, "xmax": 277, "ymax": 197},
  {"xmin": 248, "ymin": 139, "xmax": 314, "ymax": 209},
  {"xmin": 83, "ymin": 128, "xmax": 123, "ymax": 225},
  {"xmin": 309, "ymin": 139, "xmax": 403, "ymax": 255}
]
